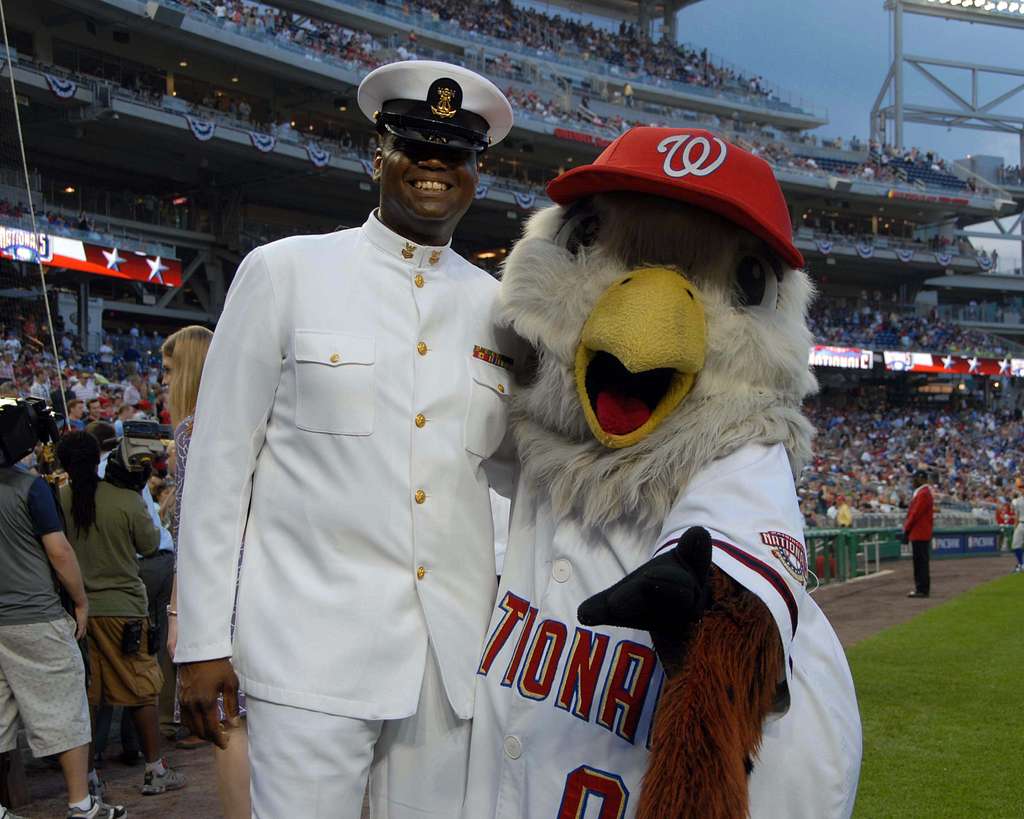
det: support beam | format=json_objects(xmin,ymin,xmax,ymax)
[
  {"xmin": 894, "ymin": 0, "xmax": 904, "ymax": 150},
  {"xmin": 156, "ymin": 253, "xmax": 204, "ymax": 309}
]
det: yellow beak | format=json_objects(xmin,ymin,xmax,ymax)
[{"xmin": 575, "ymin": 266, "xmax": 706, "ymax": 449}]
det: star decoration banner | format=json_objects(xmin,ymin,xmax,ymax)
[
  {"xmin": 249, "ymin": 131, "xmax": 277, "ymax": 153},
  {"xmin": 854, "ymin": 241, "xmax": 874, "ymax": 259},
  {"xmin": 44, "ymin": 73, "xmax": 78, "ymax": 99},
  {"xmin": 184, "ymin": 115, "xmax": 216, "ymax": 142},
  {"xmin": 882, "ymin": 350, "xmax": 1023, "ymax": 377},
  {"xmin": 0, "ymin": 223, "xmax": 181, "ymax": 287},
  {"xmin": 306, "ymin": 143, "xmax": 331, "ymax": 168},
  {"xmin": 513, "ymin": 191, "xmax": 537, "ymax": 210}
]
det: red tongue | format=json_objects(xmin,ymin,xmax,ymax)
[{"xmin": 595, "ymin": 390, "xmax": 651, "ymax": 435}]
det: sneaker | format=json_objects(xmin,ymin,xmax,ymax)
[
  {"xmin": 67, "ymin": 795, "xmax": 128, "ymax": 818},
  {"xmin": 140, "ymin": 761, "xmax": 185, "ymax": 795},
  {"xmin": 908, "ymin": 590, "xmax": 929, "ymax": 598}
]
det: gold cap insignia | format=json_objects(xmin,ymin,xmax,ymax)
[{"xmin": 428, "ymin": 78, "xmax": 462, "ymax": 120}]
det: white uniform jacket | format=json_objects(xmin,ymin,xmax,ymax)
[
  {"xmin": 175, "ymin": 214, "xmax": 518, "ymax": 721},
  {"xmin": 465, "ymin": 443, "xmax": 862, "ymax": 819}
]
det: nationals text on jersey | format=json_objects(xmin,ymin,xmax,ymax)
[{"xmin": 477, "ymin": 591, "xmax": 663, "ymax": 747}]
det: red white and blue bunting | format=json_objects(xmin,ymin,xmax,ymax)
[
  {"xmin": 474, "ymin": 183, "xmax": 489, "ymax": 199},
  {"xmin": 306, "ymin": 143, "xmax": 330, "ymax": 168},
  {"xmin": 934, "ymin": 251, "xmax": 953, "ymax": 267},
  {"xmin": 814, "ymin": 237, "xmax": 833, "ymax": 255},
  {"xmin": 513, "ymin": 191, "xmax": 536, "ymax": 210},
  {"xmin": 45, "ymin": 73, "xmax": 78, "ymax": 99},
  {"xmin": 249, "ymin": 131, "xmax": 276, "ymax": 153},
  {"xmin": 854, "ymin": 241, "xmax": 874, "ymax": 259},
  {"xmin": 977, "ymin": 253, "xmax": 993, "ymax": 272},
  {"xmin": 359, "ymin": 158, "xmax": 375, "ymax": 177},
  {"xmin": 895, "ymin": 247, "xmax": 915, "ymax": 263},
  {"xmin": 184, "ymin": 115, "xmax": 216, "ymax": 142}
]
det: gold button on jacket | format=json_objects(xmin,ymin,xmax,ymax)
[
  {"xmin": 415, "ymin": 413, "xmax": 426, "ymax": 428},
  {"xmin": 416, "ymin": 566, "xmax": 426, "ymax": 580},
  {"xmin": 417, "ymin": 341, "xmax": 428, "ymax": 356},
  {"xmin": 414, "ymin": 489, "xmax": 426, "ymax": 504}
]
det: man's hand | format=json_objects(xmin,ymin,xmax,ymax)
[
  {"xmin": 178, "ymin": 658, "xmax": 240, "ymax": 750},
  {"xmin": 578, "ymin": 526, "xmax": 713, "ymax": 676},
  {"xmin": 73, "ymin": 601, "xmax": 88, "ymax": 641}
]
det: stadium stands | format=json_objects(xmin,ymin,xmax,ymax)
[{"xmin": 809, "ymin": 297, "xmax": 1017, "ymax": 358}]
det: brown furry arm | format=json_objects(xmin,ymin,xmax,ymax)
[{"xmin": 637, "ymin": 568, "xmax": 785, "ymax": 819}]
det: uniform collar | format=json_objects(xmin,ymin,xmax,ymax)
[{"xmin": 362, "ymin": 211, "xmax": 451, "ymax": 268}]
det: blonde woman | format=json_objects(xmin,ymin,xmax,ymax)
[{"xmin": 162, "ymin": 325, "xmax": 251, "ymax": 819}]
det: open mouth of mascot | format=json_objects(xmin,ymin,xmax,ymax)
[{"xmin": 573, "ymin": 265, "xmax": 707, "ymax": 449}]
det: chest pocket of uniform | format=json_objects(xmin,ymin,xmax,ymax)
[
  {"xmin": 293, "ymin": 330, "xmax": 375, "ymax": 436},
  {"xmin": 464, "ymin": 358, "xmax": 513, "ymax": 458}
]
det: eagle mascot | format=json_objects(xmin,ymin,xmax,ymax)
[{"xmin": 464, "ymin": 128, "xmax": 862, "ymax": 819}]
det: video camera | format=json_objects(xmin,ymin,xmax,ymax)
[
  {"xmin": 104, "ymin": 420, "xmax": 172, "ymax": 492},
  {"xmin": 0, "ymin": 397, "xmax": 61, "ymax": 467}
]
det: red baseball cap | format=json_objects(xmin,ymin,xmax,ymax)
[{"xmin": 547, "ymin": 127, "xmax": 803, "ymax": 269}]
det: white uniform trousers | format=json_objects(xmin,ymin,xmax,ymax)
[{"xmin": 247, "ymin": 645, "xmax": 470, "ymax": 818}]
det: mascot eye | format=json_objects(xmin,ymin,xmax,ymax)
[
  {"xmin": 735, "ymin": 255, "xmax": 781, "ymax": 310},
  {"xmin": 555, "ymin": 200, "xmax": 601, "ymax": 256}
]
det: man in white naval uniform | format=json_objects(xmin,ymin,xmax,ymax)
[{"xmin": 174, "ymin": 62, "xmax": 517, "ymax": 818}]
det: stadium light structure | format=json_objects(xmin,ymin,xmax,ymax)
[
  {"xmin": 873, "ymin": 0, "xmax": 1024, "ymax": 265},
  {"xmin": 908, "ymin": 0, "xmax": 1024, "ymax": 26},
  {"xmin": 873, "ymin": 1, "xmax": 1024, "ymax": 158}
]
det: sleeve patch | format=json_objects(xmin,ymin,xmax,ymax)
[{"xmin": 759, "ymin": 531, "xmax": 807, "ymax": 585}]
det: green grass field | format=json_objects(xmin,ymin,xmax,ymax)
[{"xmin": 849, "ymin": 573, "xmax": 1023, "ymax": 818}]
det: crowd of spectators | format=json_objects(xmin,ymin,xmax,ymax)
[
  {"xmin": 172, "ymin": 0, "xmax": 792, "ymax": 110},
  {"xmin": 809, "ymin": 296, "xmax": 1014, "ymax": 358},
  {"xmin": 999, "ymin": 164, "xmax": 1023, "ymax": 187},
  {"xmin": 1, "ymin": 309, "xmax": 174, "ymax": 431},
  {"xmin": 7, "ymin": 299, "xmax": 1024, "ymax": 540},
  {"xmin": 800, "ymin": 400, "xmax": 1024, "ymax": 529}
]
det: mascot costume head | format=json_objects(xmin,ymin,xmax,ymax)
[
  {"xmin": 503, "ymin": 128, "xmax": 816, "ymax": 531},
  {"xmin": 468, "ymin": 128, "xmax": 861, "ymax": 819}
]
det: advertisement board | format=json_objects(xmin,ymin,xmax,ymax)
[
  {"xmin": 809, "ymin": 345, "xmax": 874, "ymax": 369},
  {"xmin": 0, "ymin": 224, "xmax": 182, "ymax": 287}
]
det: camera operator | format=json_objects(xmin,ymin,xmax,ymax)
[
  {"xmin": 55, "ymin": 432, "xmax": 185, "ymax": 798},
  {"xmin": 0, "ymin": 398, "xmax": 125, "ymax": 819},
  {"xmin": 87, "ymin": 421, "xmax": 177, "ymax": 761}
]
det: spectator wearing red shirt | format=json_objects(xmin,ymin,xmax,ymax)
[{"xmin": 904, "ymin": 470, "xmax": 934, "ymax": 598}]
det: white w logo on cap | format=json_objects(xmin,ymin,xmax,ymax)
[{"xmin": 658, "ymin": 134, "xmax": 728, "ymax": 178}]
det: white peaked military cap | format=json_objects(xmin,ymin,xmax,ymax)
[{"xmin": 358, "ymin": 60, "xmax": 514, "ymax": 152}]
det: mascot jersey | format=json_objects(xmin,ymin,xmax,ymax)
[{"xmin": 464, "ymin": 442, "xmax": 861, "ymax": 819}]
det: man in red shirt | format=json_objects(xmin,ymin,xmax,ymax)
[{"xmin": 904, "ymin": 470, "xmax": 934, "ymax": 598}]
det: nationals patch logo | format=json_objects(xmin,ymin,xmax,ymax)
[
  {"xmin": 760, "ymin": 531, "xmax": 808, "ymax": 584},
  {"xmin": 657, "ymin": 134, "xmax": 728, "ymax": 178}
]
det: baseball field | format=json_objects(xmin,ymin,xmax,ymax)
[{"xmin": 846, "ymin": 569, "xmax": 1022, "ymax": 818}]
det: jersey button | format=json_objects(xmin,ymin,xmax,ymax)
[
  {"xmin": 552, "ymin": 558, "xmax": 573, "ymax": 583},
  {"xmin": 503, "ymin": 736, "xmax": 522, "ymax": 759}
]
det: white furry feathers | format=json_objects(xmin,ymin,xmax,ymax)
[{"xmin": 500, "ymin": 193, "xmax": 817, "ymax": 529}]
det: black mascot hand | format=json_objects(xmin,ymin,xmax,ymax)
[{"xmin": 578, "ymin": 526, "xmax": 713, "ymax": 676}]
